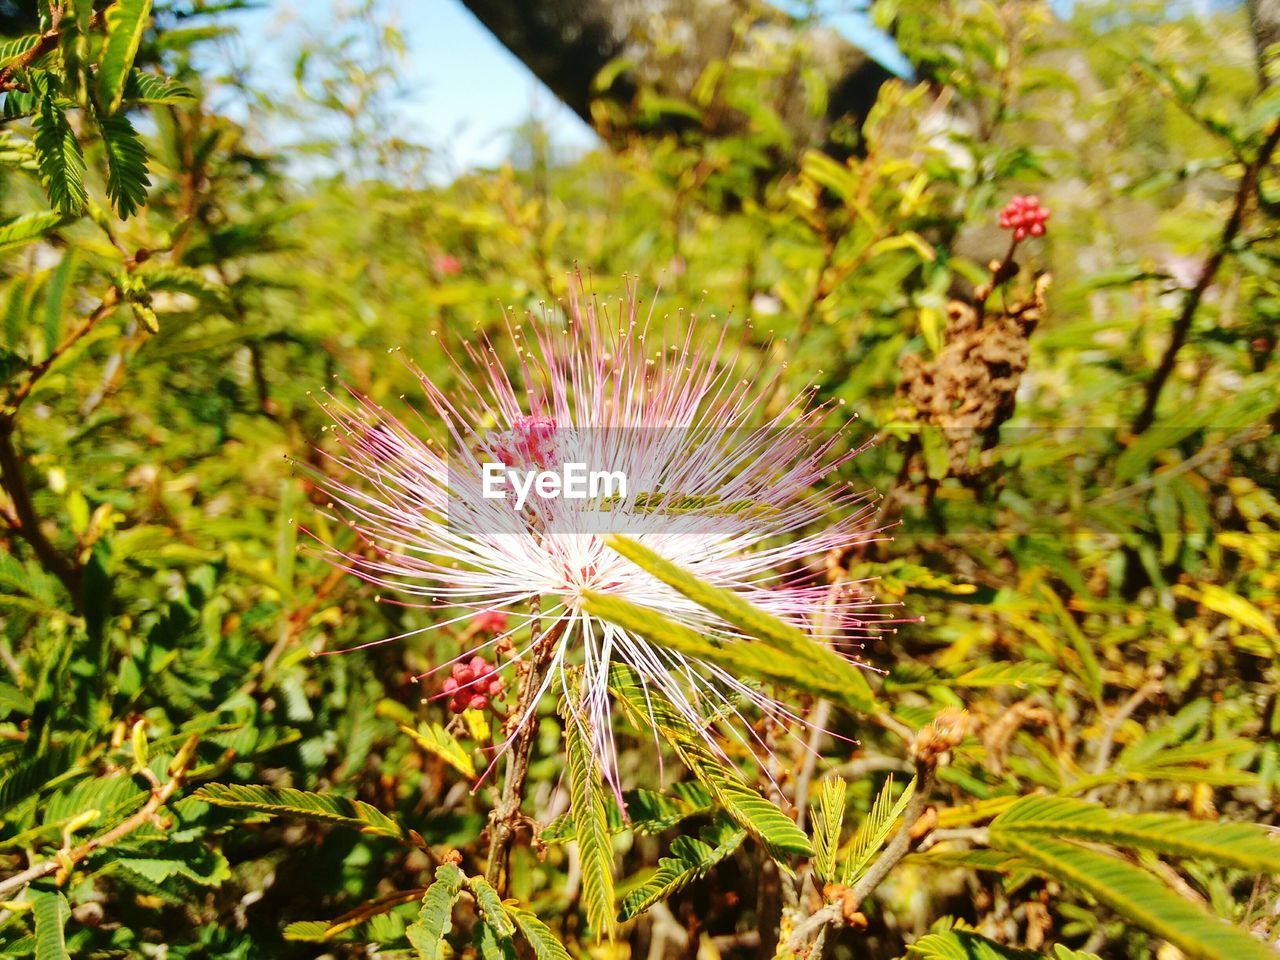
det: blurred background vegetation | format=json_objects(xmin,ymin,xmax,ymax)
[{"xmin": 0, "ymin": 0, "xmax": 1278, "ymax": 957}]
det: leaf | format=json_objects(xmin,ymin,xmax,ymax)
[
  {"xmin": 30, "ymin": 888, "xmax": 70, "ymax": 960},
  {"xmin": 0, "ymin": 211, "xmax": 67, "ymax": 254},
  {"xmin": 620, "ymin": 818, "xmax": 746, "ymax": 920},
  {"xmin": 601, "ymin": 534, "xmax": 877, "ymax": 712},
  {"xmin": 560, "ymin": 684, "xmax": 617, "ymax": 941},
  {"xmin": 0, "ymin": 34, "xmax": 42, "ymax": 67},
  {"xmin": 991, "ymin": 795, "xmax": 1280, "ymax": 874},
  {"xmin": 113, "ymin": 844, "xmax": 231, "ymax": 886},
  {"xmin": 993, "ymin": 835, "xmax": 1275, "ymax": 960},
  {"xmin": 399, "ymin": 723, "xmax": 475, "ymax": 779},
  {"xmin": 907, "ymin": 929, "xmax": 1043, "ymax": 959},
  {"xmin": 98, "ymin": 0, "xmax": 155, "ymax": 114},
  {"xmin": 609, "ymin": 665, "xmax": 812, "ymax": 863},
  {"xmin": 406, "ymin": 863, "xmax": 465, "ymax": 960},
  {"xmin": 98, "ymin": 112, "xmax": 150, "ymax": 219},
  {"xmin": 122, "ymin": 70, "xmax": 195, "ymax": 104},
  {"xmin": 32, "ymin": 97, "xmax": 87, "ymax": 214},
  {"xmin": 503, "ymin": 904, "xmax": 571, "ymax": 960},
  {"xmin": 542, "ymin": 783, "xmax": 713, "ymax": 842},
  {"xmin": 466, "ymin": 875, "xmax": 515, "ymax": 938},
  {"xmin": 811, "ymin": 776, "xmax": 846, "ymax": 885},
  {"xmin": 473, "ymin": 919, "xmax": 519, "ymax": 960},
  {"xmin": 842, "ymin": 775, "xmax": 916, "ymax": 885},
  {"xmin": 192, "ymin": 783, "xmax": 403, "ymax": 839}
]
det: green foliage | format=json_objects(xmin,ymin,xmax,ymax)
[
  {"xmin": 97, "ymin": 0, "xmax": 154, "ymax": 114},
  {"xmin": 620, "ymin": 818, "xmax": 746, "ymax": 920},
  {"xmin": 192, "ymin": 783, "xmax": 405, "ymax": 839},
  {"xmin": 560, "ymin": 685, "xmax": 617, "ymax": 940},
  {"xmin": 406, "ymin": 863, "xmax": 464, "ymax": 960},
  {"xmin": 995, "ymin": 836, "xmax": 1274, "ymax": 960},
  {"xmin": 0, "ymin": 1, "xmax": 1278, "ymax": 957}
]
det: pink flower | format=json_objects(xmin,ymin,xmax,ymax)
[
  {"xmin": 999, "ymin": 194, "xmax": 1050, "ymax": 241},
  {"xmin": 433, "ymin": 253, "xmax": 462, "ymax": 276},
  {"xmin": 308, "ymin": 275, "xmax": 890, "ymax": 787}
]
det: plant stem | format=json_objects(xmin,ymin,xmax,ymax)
[
  {"xmin": 483, "ymin": 608, "xmax": 566, "ymax": 891},
  {"xmin": 0, "ymin": 423, "xmax": 81, "ymax": 600},
  {"xmin": 1132, "ymin": 119, "xmax": 1280, "ymax": 434}
]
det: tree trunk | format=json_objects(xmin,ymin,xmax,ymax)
[{"xmin": 457, "ymin": 0, "xmax": 892, "ymax": 148}]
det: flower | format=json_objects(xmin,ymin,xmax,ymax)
[
  {"xmin": 308, "ymin": 276, "xmax": 891, "ymax": 789},
  {"xmin": 999, "ymin": 194, "xmax": 1050, "ymax": 241}
]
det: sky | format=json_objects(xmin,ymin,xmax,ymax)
[{"xmin": 223, "ymin": 0, "xmax": 911, "ymax": 180}]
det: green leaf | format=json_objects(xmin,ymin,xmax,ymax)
[
  {"xmin": 842, "ymin": 774, "xmax": 916, "ymax": 885},
  {"xmin": 0, "ymin": 211, "xmax": 67, "ymax": 254},
  {"xmin": 113, "ymin": 844, "xmax": 231, "ymax": 886},
  {"xmin": 560, "ymin": 684, "xmax": 617, "ymax": 941},
  {"xmin": 993, "ymin": 835, "xmax": 1275, "ymax": 960},
  {"xmin": 30, "ymin": 888, "xmax": 70, "ymax": 960},
  {"xmin": 584, "ymin": 590, "xmax": 873, "ymax": 713},
  {"xmin": 399, "ymin": 723, "xmax": 475, "ymax": 779},
  {"xmin": 466, "ymin": 875, "xmax": 515, "ymax": 938},
  {"xmin": 97, "ymin": 0, "xmax": 155, "ymax": 114},
  {"xmin": 609, "ymin": 665, "xmax": 813, "ymax": 863},
  {"xmin": 0, "ymin": 34, "xmax": 42, "ymax": 67},
  {"xmin": 473, "ymin": 919, "xmax": 519, "ymax": 960},
  {"xmin": 503, "ymin": 904, "xmax": 571, "ymax": 960},
  {"xmin": 620, "ymin": 818, "xmax": 747, "ymax": 920},
  {"xmin": 32, "ymin": 97, "xmax": 87, "ymax": 214},
  {"xmin": 811, "ymin": 776, "xmax": 846, "ymax": 885},
  {"xmin": 600, "ymin": 534, "xmax": 877, "ymax": 712},
  {"xmin": 98, "ymin": 113, "xmax": 150, "ymax": 219},
  {"xmin": 122, "ymin": 70, "xmax": 196, "ymax": 104},
  {"xmin": 406, "ymin": 863, "xmax": 465, "ymax": 960},
  {"xmin": 906, "ymin": 929, "xmax": 1048, "ymax": 959},
  {"xmin": 192, "ymin": 783, "xmax": 403, "ymax": 839},
  {"xmin": 991, "ymin": 795, "xmax": 1280, "ymax": 874},
  {"xmin": 542, "ymin": 782, "xmax": 714, "ymax": 842}
]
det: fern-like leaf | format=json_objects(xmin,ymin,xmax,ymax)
[
  {"xmin": 994, "ymin": 835, "xmax": 1275, "ymax": 960},
  {"xmin": 811, "ymin": 776, "xmax": 846, "ymax": 885},
  {"xmin": 399, "ymin": 722, "xmax": 475, "ymax": 779},
  {"xmin": 98, "ymin": 112, "xmax": 150, "ymax": 219},
  {"xmin": 561, "ymin": 685, "xmax": 617, "ymax": 941},
  {"xmin": 122, "ymin": 70, "xmax": 196, "ymax": 104},
  {"xmin": 406, "ymin": 863, "xmax": 465, "ymax": 960},
  {"xmin": 841, "ymin": 775, "xmax": 916, "ymax": 885},
  {"xmin": 32, "ymin": 97, "xmax": 87, "ymax": 214},
  {"xmin": 97, "ymin": 0, "xmax": 154, "ymax": 114},
  {"xmin": 620, "ymin": 818, "xmax": 747, "ymax": 920},
  {"xmin": 601, "ymin": 535, "xmax": 878, "ymax": 712},
  {"xmin": 993, "ymin": 795, "xmax": 1280, "ymax": 874},
  {"xmin": 30, "ymin": 888, "xmax": 71, "ymax": 960},
  {"xmin": 0, "ymin": 211, "xmax": 67, "ymax": 254},
  {"xmin": 503, "ymin": 904, "xmax": 572, "ymax": 960},
  {"xmin": 609, "ymin": 664, "xmax": 812, "ymax": 863},
  {"xmin": 192, "ymin": 783, "xmax": 403, "ymax": 839}
]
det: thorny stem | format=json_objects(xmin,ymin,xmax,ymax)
[
  {"xmin": 0, "ymin": 734, "xmax": 199, "ymax": 900},
  {"xmin": 483, "ymin": 605, "xmax": 567, "ymax": 891}
]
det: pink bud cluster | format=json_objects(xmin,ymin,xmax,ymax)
[
  {"xmin": 999, "ymin": 195, "xmax": 1050, "ymax": 241},
  {"xmin": 442, "ymin": 655, "xmax": 505, "ymax": 714},
  {"xmin": 489, "ymin": 415, "xmax": 558, "ymax": 469}
]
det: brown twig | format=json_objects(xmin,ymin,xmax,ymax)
[
  {"xmin": 0, "ymin": 424, "xmax": 81, "ymax": 599},
  {"xmin": 1132, "ymin": 119, "xmax": 1280, "ymax": 434},
  {"xmin": 0, "ymin": 734, "xmax": 199, "ymax": 899},
  {"xmin": 3, "ymin": 286, "xmax": 121, "ymax": 417},
  {"xmin": 483, "ymin": 612, "xmax": 567, "ymax": 891}
]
